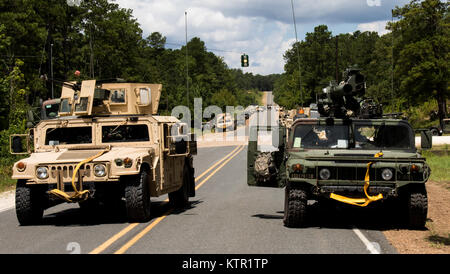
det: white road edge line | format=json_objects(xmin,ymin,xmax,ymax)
[{"xmin": 352, "ymin": 227, "xmax": 381, "ymax": 254}]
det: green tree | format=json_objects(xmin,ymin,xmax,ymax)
[{"xmin": 389, "ymin": 0, "xmax": 449, "ymax": 123}]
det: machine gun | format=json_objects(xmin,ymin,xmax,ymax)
[{"xmin": 317, "ymin": 67, "xmax": 382, "ymax": 119}]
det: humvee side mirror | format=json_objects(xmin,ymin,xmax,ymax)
[
  {"xmin": 10, "ymin": 134, "xmax": 30, "ymax": 154},
  {"xmin": 421, "ymin": 130, "xmax": 432, "ymax": 150}
]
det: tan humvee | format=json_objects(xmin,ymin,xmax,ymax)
[{"xmin": 10, "ymin": 80, "xmax": 197, "ymax": 225}]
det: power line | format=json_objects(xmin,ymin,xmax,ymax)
[{"xmin": 165, "ymin": 42, "xmax": 245, "ymax": 55}]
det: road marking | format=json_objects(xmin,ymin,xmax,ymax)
[
  {"xmin": 195, "ymin": 145, "xmax": 241, "ymax": 181},
  {"xmin": 195, "ymin": 145, "xmax": 245, "ymax": 190},
  {"xmin": 89, "ymin": 145, "xmax": 243, "ymax": 254},
  {"xmin": 113, "ymin": 145, "xmax": 245, "ymax": 254},
  {"xmin": 89, "ymin": 223, "xmax": 140, "ymax": 254},
  {"xmin": 352, "ymin": 227, "xmax": 381, "ymax": 254}
]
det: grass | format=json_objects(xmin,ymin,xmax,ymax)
[
  {"xmin": 422, "ymin": 146, "xmax": 450, "ymax": 189},
  {"xmin": 0, "ymin": 164, "xmax": 15, "ymax": 193}
]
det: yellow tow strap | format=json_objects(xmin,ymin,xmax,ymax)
[
  {"xmin": 329, "ymin": 152, "xmax": 384, "ymax": 207},
  {"xmin": 49, "ymin": 150, "xmax": 107, "ymax": 202}
]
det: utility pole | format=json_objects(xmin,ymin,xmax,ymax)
[
  {"xmin": 50, "ymin": 43, "xmax": 54, "ymax": 98},
  {"xmin": 391, "ymin": 9, "xmax": 395, "ymax": 105},
  {"xmin": 290, "ymin": 0, "xmax": 303, "ymax": 107},
  {"xmin": 335, "ymin": 36, "xmax": 339, "ymax": 82},
  {"xmin": 185, "ymin": 11, "xmax": 189, "ymax": 110}
]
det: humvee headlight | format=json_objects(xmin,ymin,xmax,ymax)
[
  {"xmin": 94, "ymin": 164, "xmax": 106, "ymax": 177},
  {"xmin": 319, "ymin": 168, "xmax": 331, "ymax": 180},
  {"xmin": 381, "ymin": 168, "xmax": 393, "ymax": 181},
  {"xmin": 36, "ymin": 167, "xmax": 49, "ymax": 179}
]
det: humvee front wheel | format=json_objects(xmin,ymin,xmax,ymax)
[
  {"xmin": 169, "ymin": 166, "xmax": 190, "ymax": 208},
  {"xmin": 283, "ymin": 185, "xmax": 307, "ymax": 228},
  {"xmin": 124, "ymin": 169, "xmax": 151, "ymax": 222},
  {"xmin": 15, "ymin": 180, "xmax": 44, "ymax": 226},
  {"xmin": 406, "ymin": 185, "xmax": 428, "ymax": 229}
]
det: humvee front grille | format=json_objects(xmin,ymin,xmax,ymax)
[
  {"xmin": 49, "ymin": 164, "xmax": 93, "ymax": 181},
  {"xmin": 318, "ymin": 166, "xmax": 387, "ymax": 181}
]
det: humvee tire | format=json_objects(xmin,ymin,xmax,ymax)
[
  {"xmin": 16, "ymin": 180, "xmax": 44, "ymax": 225},
  {"xmin": 124, "ymin": 169, "xmax": 151, "ymax": 222},
  {"xmin": 406, "ymin": 185, "xmax": 428, "ymax": 229},
  {"xmin": 169, "ymin": 166, "xmax": 190, "ymax": 208},
  {"xmin": 283, "ymin": 186, "xmax": 307, "ymax": 228}
]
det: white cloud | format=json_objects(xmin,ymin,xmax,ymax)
[
  {"xmin": 357, "ymin": 20, "xmax": 390, "ymax": 35},
  {"xmin": 113, "ymin": 0, "xmax": 407, "ymax": 75}
]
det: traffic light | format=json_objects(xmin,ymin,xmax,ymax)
[{"xmin": 241, "ymin": 54, "xmax": 249, "ymax": 67}]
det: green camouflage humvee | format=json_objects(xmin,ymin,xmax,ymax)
[{"xmin": 248, "ymin": 68, "xmax": 432, "ymax": 229}]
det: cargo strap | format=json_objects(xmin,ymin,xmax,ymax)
[
  {"xmin": 49, "ymin": 150, "xmax": 107, "ymax": 203},
  {"xmin": 329, "ymin": 152, "xmax": 384, "ymax": 207}
]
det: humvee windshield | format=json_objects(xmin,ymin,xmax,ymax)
[
  {"xmin": 102, "ymin": 125, "xmax": 149, "ymax": 143},
  {"xmin": 293, "ymin": 125, "xmax": 349, "ymax": 149},
  {"xmin": 45, "ymin": 127, "xmax": 92, "ymax": 145},
  {"xmin": 292, "ymin": 123, "xmax": 414, "ymax": 150},
  {"xmin": 44, "ymin": 103, "xmax": 59, "ymax": 119},
  {"xmin": 354, "ymin": 124, "xmax": 413, "ymax": 149}
]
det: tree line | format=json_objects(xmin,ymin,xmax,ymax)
[
  {"xmin": 274, "ymin": 0, "xmax": 449, "ymax": 129},
  {"xmin": 0, "ymin": 0, "xmax": 275, "ymax": 132}
]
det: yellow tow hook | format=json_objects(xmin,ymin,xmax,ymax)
[
  {"xmin": 49, "ymin": 150, "xmax": 108, "ymax": 203},
  {"xmin": 329, "ymin": 152, "xmax": 384, "ymax": 207}
]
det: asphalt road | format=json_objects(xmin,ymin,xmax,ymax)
[{"xmin": 0, "ymin": 144, "xmax": 397, "ymax": 254}]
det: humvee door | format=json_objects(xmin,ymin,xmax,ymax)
[{"xmin": 247, "ymin": 125, "xmax": 286, "ymax": 188}]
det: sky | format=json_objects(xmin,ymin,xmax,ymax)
[{"xmin": 113, "ymin": 0, "xmax": 411, "ymax": 75}]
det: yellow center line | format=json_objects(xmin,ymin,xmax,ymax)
[
  {"xmin": 195, "ymin": 145, "xmax": 245, "ymax": 190},
  {"xmin": 89, "ymin": 145, "xmax": 243, "ymax": 254},
  {"xmin": 113, "ymin": 145, "xmax": 245, "ymax": 254},
  {"xmin": 195, "ymin": 145, "xmax": 241, "ymax": 181}
]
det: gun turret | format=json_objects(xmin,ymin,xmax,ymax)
[
  {"xmin": 39, "ymin": 76, "xmax": 162, "ymax": 117},
  {"xmin": 317, "ymin": 67, "xmax": 381, "ymax": 119}
]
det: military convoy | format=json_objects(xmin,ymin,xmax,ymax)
[
  {"xmin": 248, "ymin": 68, "xmax": 432, "ymax": 229},
  {"xmin": 10, "ymin": 79, "xmax": 196, "ymax": 225}
]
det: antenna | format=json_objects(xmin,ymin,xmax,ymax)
[
  {"xmin": 290, "ymin": 0, "xmax": 303, "ymax": 107},
  {"xmin": 391, "ymin": 9, "xmax": 394, "ymax": 107}
]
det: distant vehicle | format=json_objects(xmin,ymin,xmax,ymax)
[
  {"xmin": 429, "ymin": 118, "xmax": 450, "ymax": 136},
  {"xmin": 41, "ymin": 99, "xmax": 61, "ymax": 120},
  {"xmin": 216, "ymin": 113, "xmax": 234, "ymax": 131},
  {"xmin": 309, "ymin": 103, "xmax": 320, "ymax": 118},
  {"xmin": 293, "ymin": 108, "xmax": 307, "ymax": 120}
]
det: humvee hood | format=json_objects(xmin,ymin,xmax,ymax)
[{"xmin": 22, "ymin": 147, "xmax": 154, "ymax": 164}]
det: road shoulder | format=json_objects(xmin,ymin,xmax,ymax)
[
  {"xmin": 383, "ymin": 181, "xmax": 450, "ymax": 254},
  {"xmin": 0, "ymin": 190, "xmax": 15, "ymax": 213}
]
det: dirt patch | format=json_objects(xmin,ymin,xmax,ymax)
[{"xmin": 383, "ymin": 181, "xmax": 450, "ymax": 254}]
